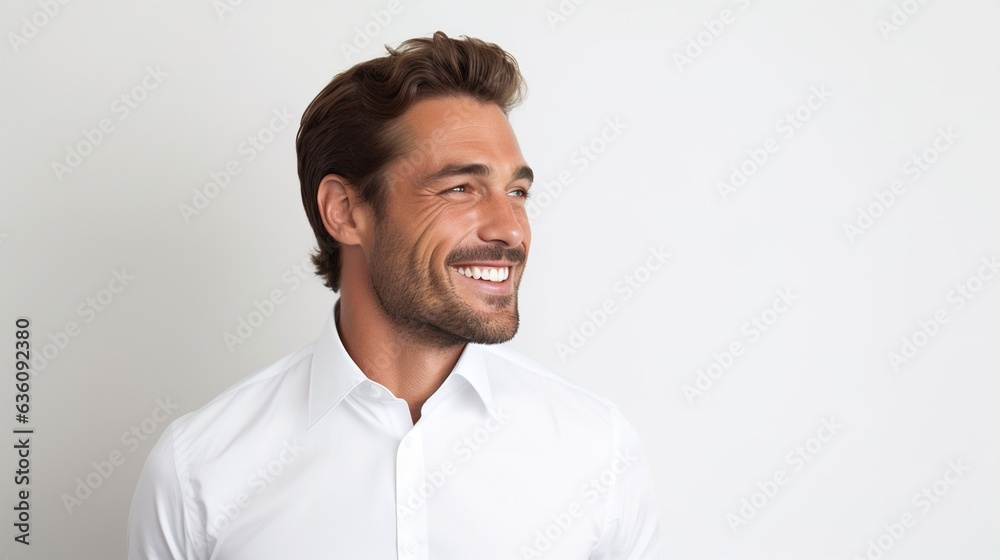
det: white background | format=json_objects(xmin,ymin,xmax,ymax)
[{"xmin": 2, "ymin": 0, "xmax": 999, "ymax": 558}]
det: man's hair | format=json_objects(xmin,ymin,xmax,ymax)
[{"xmin": 296, "ymin": 31, "xmax": 527, "ymax": 292}]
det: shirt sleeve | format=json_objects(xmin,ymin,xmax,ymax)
[
  {"xmin": 127, "ymin": 420, "xmax": 199, "ymax": 560},
  {"xmin": 591, "ymin": 405, "xmax": 664, "ymax": 560}
]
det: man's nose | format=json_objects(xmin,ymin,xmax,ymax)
[{"xmin": 478, "ymin": 191, "xmax": 526, "ymax": 247}]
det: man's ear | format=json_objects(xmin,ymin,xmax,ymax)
[{"xmin": 316, "ymin": 174, "xmax": 371, "ymax": 246}]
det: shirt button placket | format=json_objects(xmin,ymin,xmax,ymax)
[{"xmin": 395, "ymin": 428, "xmax": 428, "ymax": 559}]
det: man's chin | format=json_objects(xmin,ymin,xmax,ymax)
[
  {"xmin": 451, "ymin": 308, "xmax": 519, "ymax": 345},
  {"xmin": 470, "ymin": 324, "xmax": 518, "ymax": 345}
]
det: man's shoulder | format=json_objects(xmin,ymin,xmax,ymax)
[
  {"xmin": 223, "ymin": 342, "xmax": 315, "ymax": 396},
  {"xmin": 166, "ymin": 342, "xmax": 315, "ymax": 449},
  {"xmin": 478, "ymin": 343, "xmax": 620, "ymax": 422}
]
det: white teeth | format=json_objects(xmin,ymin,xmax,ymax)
[{"xmin": 455, "ymin": 266, "xmax": 510, "ymax": 283}]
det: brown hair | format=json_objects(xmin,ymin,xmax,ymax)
[{"xmin": 296, "ymin": 31, "xmax": 527, "ymax": 292}]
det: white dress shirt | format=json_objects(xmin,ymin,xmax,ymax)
[{"xmin": 127, "ymin": 305, "xmax": 663, "ymax": 559}]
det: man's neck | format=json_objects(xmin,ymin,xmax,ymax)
[{"xmin": 334, "ymin": 297, "xmax": 465, "ymax": 425}]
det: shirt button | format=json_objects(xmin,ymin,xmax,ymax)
[
  {"xmin": 406, "ymin": 541, "xmax": 418, "ymax": 554},
  {"xmin": 370, "ymin": 386, "xmax": 381, "ymax": 398}
]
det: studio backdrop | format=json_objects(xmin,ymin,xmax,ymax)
[{"xmin": 2, "ymin": 0, "xmax": 998, "ymax": 558}]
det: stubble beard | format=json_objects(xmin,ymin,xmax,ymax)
[{"xmin": 367, "ymin": 220, "xmax": 525, "ymax": 348}]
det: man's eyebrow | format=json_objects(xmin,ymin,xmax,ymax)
[
  {"xmin": 420, "ymin": 163, "xmax": 534, "ymax": 185},
  {"xmin": 513, "ymin": 165, "xmax": 534, "ymax": 184}
]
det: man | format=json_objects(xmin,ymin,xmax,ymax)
[{"xmin": 128, "ymin": 31, "xmax": 662, "ymax": 559}]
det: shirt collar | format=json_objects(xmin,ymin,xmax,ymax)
[{"xmin": 307, "ymin": 302, "xmax": 494, "ymax": 429}]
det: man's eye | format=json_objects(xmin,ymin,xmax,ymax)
[
  {"xmin": 448, "ymin": 184, "xmax": 468, "ymax": 193},
  {"xmin": 509, "ymin": 188, "xmax": 530, "ymax": 199}
]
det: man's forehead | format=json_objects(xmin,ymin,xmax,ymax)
[
  {"xmin": 399, "ymin": 95, "xmax": 512, "ymax": 142},
  {"xmin": 387, "ymin": 95, "xmax": 524, "ymax": 177}
]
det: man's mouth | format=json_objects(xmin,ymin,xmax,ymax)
[{"xmin": 452, "ymin": 266, "xmax": 510, "ymax": 283}]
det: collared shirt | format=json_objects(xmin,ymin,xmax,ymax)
[{"xmin": 127, "ymin": 306, "xmax": 663, "ymax": 559}]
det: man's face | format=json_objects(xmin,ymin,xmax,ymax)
[{"xmin": 365, "ymin": 94, "xmax": 532, "ymax": 347}]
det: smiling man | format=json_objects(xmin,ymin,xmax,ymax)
[{"xmin": 128, "ymin": 32, "xmax": 662, "ymax": 559}]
